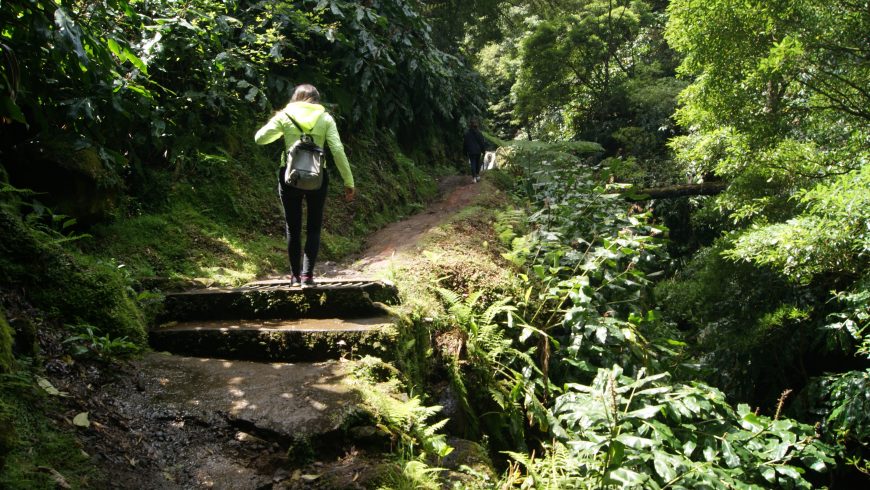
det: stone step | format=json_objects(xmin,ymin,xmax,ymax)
[
  {"xmin": 158, "ymin": 279, "xmax": 399, "ymax": 323},
  {"xmin": 130, "ymin": 352, "xmax": 365, "ymax": 445},
  {"xmin": 150, "ymin": 316, "xmax": 397, "ymax": 362}
]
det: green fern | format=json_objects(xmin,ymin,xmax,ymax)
[
  {"xmin": 377, "ymin": 459, "xmax": 444, "ymax": 490},
  {"xmin": 501, "ymin": 442, "xmax": 590, "ymax": 489},
  {"xmin": 353, "ymin": 375, "xmax": 453, "ymax": 460},
  {"xmin": 434, "ymin": 285, "xmax": 551, "ymax": 447}
]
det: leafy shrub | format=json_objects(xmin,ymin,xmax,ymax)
[
  {"xmin": 503, "ymin": 365, "xmax": 833, "ymax": 489},
  {"xmin": 461, "ymin": 139, "xmax": 838, "ymax": 487},
  {"xmin": 63, "ymin": 324, "xmax": 141, "ymax": 361}
]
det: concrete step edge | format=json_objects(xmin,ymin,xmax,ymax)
[{"xmin": 153, "ymin": 316, "xmax": 397, "ymax": 333}]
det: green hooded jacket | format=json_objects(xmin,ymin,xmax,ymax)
[{"xmin": 254, "ymin": 101, "xmax": 354, "ymax": 188}]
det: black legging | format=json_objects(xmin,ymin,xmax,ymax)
[
  {"xmin": 469, "ymin": 153, "xmax": 482, "ymax": 178},
  {"xmin": 278, "ymin": 167, "xmax": 329, "ymax": 277}
]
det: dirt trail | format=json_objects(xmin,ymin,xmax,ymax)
[{"xmin": 323, "ymin": 175, "xmax": 482, "ymax": 277}]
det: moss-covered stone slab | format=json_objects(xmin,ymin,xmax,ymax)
[
  {"xmin": 150, "ymin": 317, "xmax": 397, "ymax": 362},
  {"xmin": 158, "ymin": 281, "xmax": 398, "ymax": 323}
]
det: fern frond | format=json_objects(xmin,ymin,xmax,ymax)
[
  {"xmin": 465, "ymin": 290, "xmax": 485, "ymax": 309},
  {"xmin": 401, "ymin": 460, "xmax": 443, "ymax": 490},
  {"xmin": 481, "ymin": 297, "xmax": 514, "ymax": 325},
  {"xmin": 434, "ymin": 286, "xmax": 462, "ymax": 307}
]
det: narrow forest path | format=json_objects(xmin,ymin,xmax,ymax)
[
  {"xmin": 318, "ymin": 174, "xmax": 484, "ymax": 279},
  {"xmin": 85, "ymin": 174, "xmax": 486, "ymax": 489}
]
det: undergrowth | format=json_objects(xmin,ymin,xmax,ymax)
[{"xmin": 0, "ymin": 370, "xmax": 97, "ymax": 489}]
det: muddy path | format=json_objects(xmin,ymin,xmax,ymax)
[{"xmin": 68, "ymin": 174, "xmax": 485, "ymax": 489}]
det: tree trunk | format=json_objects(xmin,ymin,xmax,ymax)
[{"xmin": 622, "ymin": 182, "xmax": 727, "ymax": 201}]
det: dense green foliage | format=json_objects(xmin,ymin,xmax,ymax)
[
  {"xmin": 479, "ymin": 145, "xmax": 833, "ymax": 488},
  {"xmin": 472, "ymin": 0, "xmax": 683, "ymax": 168},
  {"xmin": 1, "ymin": 0, "xmax": 484, "ymax": 175},
  {"xmin": 659, "ymin": 0, "xmax": 869, "ymax": 472},
  {"xmin": 0, "ymin": 0, "xmax": 483, "ymax": 312},
  {"xmin": 1, "ymin": 0, "xmax": 867, "ymax": 486}
]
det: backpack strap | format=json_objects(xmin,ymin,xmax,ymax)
[{"xmin": 285, "ymin": 112, "xmax": 324, "ymax": 136}]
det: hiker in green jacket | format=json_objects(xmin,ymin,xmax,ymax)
[{"xmin": 254, "ymin": 84, "xmax": 355, "ymax": 287}]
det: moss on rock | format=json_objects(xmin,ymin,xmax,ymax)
[
  {"xmin": 0, "ymin": 307, "xmax": 13, "ymax": 373},
  {"xmin": 0, "ymin": 404, "xmax": 14, "ymax": 471},
  {"xmin": 0, "ymin": 209, "xmax": 146, "ymax": 345}
]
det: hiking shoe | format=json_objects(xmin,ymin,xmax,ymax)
[
  {"xmin": 302, "ymin": 274, "xmax": 315, "ymax": 287},
  {"xmin": 289, "ymin": 275, "xmax": 302, "ymax": 287}
]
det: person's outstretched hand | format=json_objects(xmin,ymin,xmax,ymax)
[{"xmin": 344, "ymin": 186, "xmax": 356, "ymax": 202}]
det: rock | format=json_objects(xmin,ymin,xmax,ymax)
[
  {"xmin": 150, "ymin": 317, "xmax": 397, "ymax": 363},
  {"xmin": 348, "ymin": 425, "xmax": 383, "ymax": 443},
  {"xmin": 439, "ymin": 437, "xmax": 497, "ymax": 484},
  {"xmin": 235, "ymin": 431, "xmax": 267, "ymax": 446},
  {"xmin": 8, "ymin": 315, "xmax": 38, "ymax": 358}
]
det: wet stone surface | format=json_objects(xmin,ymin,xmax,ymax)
[
  {"xmin": 137, "ymin": 352, "xmax": 362, "ymax": 443},
  {"xmin": 79, "ymin": 353, "xmax": 384, "ymax": 489}
]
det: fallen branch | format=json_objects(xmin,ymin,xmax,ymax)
[{"xmin": 621, "ymin": 182, "xmax": 727, "ymax": 201}]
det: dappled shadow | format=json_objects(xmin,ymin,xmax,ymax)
[
  {"xmin": 141, "ymin": 353, "xmax": 360, "ymax": 441},
  {"xmin": 345, "ymin": 176, "xmax": 483, "ymax": 273}
]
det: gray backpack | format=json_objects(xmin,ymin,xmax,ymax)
[{"xmin": 284, "ymin": 113, "xmax": 324, "ymax": 190}]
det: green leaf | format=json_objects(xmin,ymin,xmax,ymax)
[
  {"xmin": 72, "ymin": 412, "xmax": 90, "ymax": 427},
  {"xmin": 122, "ymin": 46, "xmax": 148, "ymax": 74},
  {"xmin": 608, "ymin": 440, "xmax": 625, "ymax": 468},
  {"xmin": 682, "ymin": 440, "xmax": 697, "ymax": 457},
  {"xmin": 653, "ymin": 452, "xmax": 677, "ymax": 481},
  {"xmin": 681, "ymin": 395, "xmax": 701, "ymax": 414},
  {"xmin": 615, "ymin": 434, "xmax": 655, "ymax": 449},
  {"xmin": 106, "ymin": 38, "xmax": 123, "ymax": 59},
  {"xmin": 54, "ymin": 8, "xmax": 88, "ymax": 63},
  {"xmin": 721, "ymin": 440, "xmax": 740, "ymax": 468},
  {"xmin": 627, "ymin": 405, "xmax": 663, "ymax": 419},
  {"xmin": 702, "ymin": 445, "xmax": 716, "ymax": 462},
  {"xmin": 0, "ymin": 96, "xmax": 26, "ymax": 124},
  {"xmin": 36, "ymin": 376, "xmax": 68, "ymax": 397},
  {"xmin": 740, "ymin": 411, "xmax": 765, "ymax": 430},
  {"xmin": 805, "ymin": 457, "xmax": 827, "ymax": 473},
  {"xmin": 775, "ymin": 466, "xmax": 802, "ymax": 481},
  {"xmin": 607, "ymin": 467, "xmax": 647, "ymax": 486},
  {"xmin": 770, "ymin": 441, "xmax": 792, "ymax": 460}
]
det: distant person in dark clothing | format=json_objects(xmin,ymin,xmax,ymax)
[{"xmin": 463, "ymin": 119, "xmax": 486, "ymax": 183}]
